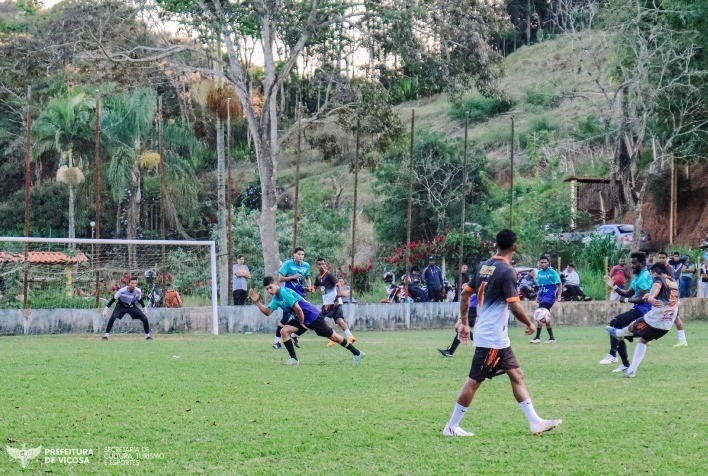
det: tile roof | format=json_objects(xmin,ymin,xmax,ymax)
[{"xmin": 0, "ymin": 251, "xmax": 89, "ymax": 265}]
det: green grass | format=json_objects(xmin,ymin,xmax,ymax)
[{"xmin": 1, "ymin": 323, "xmax": 706, "ymax": 475}]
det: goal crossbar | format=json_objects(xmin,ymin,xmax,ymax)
[{"xmin": 0, "ymin": 237, "xmax": 219, "ymax": 335}]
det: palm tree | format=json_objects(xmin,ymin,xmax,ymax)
[{"xmin": 32, "ymin": 92, "xmax": 94, "ymax": 239}]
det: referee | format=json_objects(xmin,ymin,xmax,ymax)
[{"xmin": 102, "ymin": 276, "xmax": 152, "ymax": 340}]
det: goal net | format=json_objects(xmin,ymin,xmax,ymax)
[{"xmin": 0, "ymin": 237, "xmax": 218, "ymax": 334}]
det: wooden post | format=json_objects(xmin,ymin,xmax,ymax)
[
  {"xmin": 406, "ymin": 110, "xmax": 415, "ymax": 303},
  {"xmin": 94, "ymin": 91, "xmax": 102, "ymax": 307},
  {"xmin": 570, "ymin": 179, "xmax": 577, "ymax": 230},
  {"xmin": 293, "ymin": 101, "xmax": 302, "ymax": 249},
  {"xmin": 669, "ymin": 153, "xmax": 675, "ymax": 244},
  {"xmin": 350, "ymin": 116, "xmax": 360, "ymax": 298},
  {"xmin": 509, "ymin": 116, "xmax": 515, "ymax": 228},
  {"xmin": 604, "ymin": 256, "xmax": 610, "ymax": 300},
  {"xmin": 458, "ymin": 115, "xmax": 469, "ymax": 300},
  {"xmin": 159, "ymin": 96, "xmax": 166, "ymax": 263},
  {"xmin": 226, "ymin": 97, "xmax": 233, "ymax": 305},
  {"xmin": 23, "ymin": 86, "xmax": 32, "ymax": 310}
]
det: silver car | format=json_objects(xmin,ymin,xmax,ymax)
[{"xmin": 581, "ymin": 224, "xmax": 652, "ymax": 251}]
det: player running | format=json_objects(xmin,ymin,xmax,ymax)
[
  {"xmin": 251, "ymin": 277, "xmax": 364, "ymax": 366},
  {"xmin": 314, "ymin": 258, "xmax": 356, "ymax": 347},
  {"xmin": 442, "ymin": 229, "xmax": 562, "ymax": 437},
  {"xmin": 605, "ymin": 262, "xmax": 679, "ymax": 377}
]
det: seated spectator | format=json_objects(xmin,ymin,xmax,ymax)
[
  {"xmin": 403, "ymin": 265, "xmax": 428, "ymax": 302},
  {"xmin": 562, "ymin": 264, "xmax": 591, "ymax": 301},
  {"xmin": 518, "ymin": 269, "xmax": 537, "ymax": 301}
]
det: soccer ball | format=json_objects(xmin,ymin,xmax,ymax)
[{"xmin": 533, "ymin": 307, "xmax": 551, "ymax": 324}]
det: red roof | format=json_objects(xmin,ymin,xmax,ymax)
[{"xmin": 0, "ymin": 251, "xmax": 89, "ymax": 265}]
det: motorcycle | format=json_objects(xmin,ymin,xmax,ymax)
[
  {"xmin": 381, "ymin": 271, "xmax": 408, "ymax": 303},
  {"xmin": 144, "ymin": 270, "xmax": 164, "ymax": 308}
]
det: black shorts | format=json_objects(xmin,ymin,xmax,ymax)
[
  {"xmin": 112, "ymin": 306, "xmax": 146, "ymax": 320},
  {"xmin": 539, "ymin": 301, "xmax": 554, "ymax": 310},
  {"xmin": 610, "ymin": 308, "xmax": 644, "ymax": 328},
  {"xmin": 469, "ymin": 347, "xmax": 519, "ymax": 382},
  {"xmin": 320, "ymin": 304, "xmax": 344, "ymax": 321},
  {"xmin": 287, "ymin": 316, "xmax": 334, "ymax": 339},
  {"xmin": 628, "ymin": 318, "xmax": 669, "ymax": 342}
]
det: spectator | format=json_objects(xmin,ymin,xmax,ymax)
[
  {"xmin": 699, "ymin": 259, "xmax": 708, "ymax": 298},
  {"xmin": 679, "ymin": 256, "xmax": 696, "ymax": 298},
  {"xmin": 562, "ymin": 264, "xmax": 590, "ymax": 301},
  {"xmin": 403, "ymin": 265, "xmax": 428, "ymax": 302},
  {"xmin": 668, "ymin": 252, "xmax": 685, "ymax": 280},
  {"xmin": 609, "ymin": 258, "xmax": 631, "ymax": 301},
  {"xmin": 232, "ymin": 254, "xmax": 251, "ymax": 305},
  {"xmin": 453, "ymin": 264, "xmax": 469, "ymax": 302},
  {"xmin": 518, "ymin": 269, "xmax": 537, "ymax": 301},
  {"xmin": 423, "ymin": 256, "xmax": 445, "ymax": 302}
]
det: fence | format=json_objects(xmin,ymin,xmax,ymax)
[{"xmin": 0, "ymin": 299, "xmax": 706, "ymax": 335}]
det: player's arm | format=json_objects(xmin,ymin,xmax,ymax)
[
  {"xmin": 459, "ymin": 284, "xmax": 475, "ymax": 325},
  {"xmin": 102, "ymin": 297, "xmax": 117, "ymax": 317},
  {"xmin": 603, "ymin": 274, "xmax": 634, "ymax": 297},
  {"xmin": 291, "ymin": 302, "xmax": 306, "ymax": 327},
  {"xmin": 645, "ymin": 282, "xmax": 663, "ymax": 307},
  {"xmin": 509, "ymin": 301, "xmax": 536, "ymax": 336},
  {"xmin": 249, "ymin": 289, "xmax": 273, "ymax": 316}
]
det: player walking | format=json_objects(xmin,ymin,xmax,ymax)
[{"xmin": 442, "ymin": 229, "xmax": 562, "ymax": 437}]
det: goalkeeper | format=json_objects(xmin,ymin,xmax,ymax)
[{"xmin": 101, "ymin": 276, "xmax": 152, "ymax": 340}]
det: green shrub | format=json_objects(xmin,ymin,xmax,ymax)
[
  {"xmin": 450, "ymin": 94, "xmax": 513, "ymax": 124},
  {"xmin": 523, "ymin": 89, "xmax": 560, "ymax": 108}
]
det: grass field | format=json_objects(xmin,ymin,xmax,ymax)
[{"xmin": 1, "ymin": 322, "xmax": 706, "ymax": 475}]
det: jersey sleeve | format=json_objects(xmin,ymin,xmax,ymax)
[
  {"xmin": 280, "ymin": 287, "xmax": 301, "ymax": 309},
  {"xmin": 267, "ymin": 298, "xmax": 280, "ymax": 312},
  {"xmin": 502, "ymin": 267, "xmax": 520, "ymax": 303},
  {"xmin": 278, "ymin": 261, "xmax": 289, "ymax": 276},
  {"xmin": 303, "ymin": 263, "xmax": 311, "ymax": 278},
  {"xmin": 551, "ymin": 269, "xmax": 561, "ymax": 285}
]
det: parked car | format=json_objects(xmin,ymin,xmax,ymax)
[
  {"xmin": 581, "ymin": 224, "xmax": 652, "ymax": 251},
  {"xmin": 545, "ymin": 231, "xmax": 590, "ymax": 243}
]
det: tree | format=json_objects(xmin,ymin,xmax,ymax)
[
  {"xmin": 32, "ymin": 91, "xmax": 94, "ymax": 239},
  {"xmin": 582, "ymin": 0, "xmax": 708, "ymax": 249},
  {"xmin": 94, "ymin": 0, "xmax": 507, "ymax": 279}
]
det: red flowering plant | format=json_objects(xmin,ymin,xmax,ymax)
[
  {"xmin": 347, "ymin": 260, "xmax": 374, "ymax": 293},
  {"xmin": 383, "ymin": 231, "xmax": 495, "ymax": 274}
]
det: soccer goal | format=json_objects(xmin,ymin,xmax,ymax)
[{"xmin": 0, "ymin": 237, "xmax": 219, "ymax": 335}]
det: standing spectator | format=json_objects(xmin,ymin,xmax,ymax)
[
  {"xmin": 453, "ymin": 264, "xmax": 469, "ymax": 302},
  {"xmin": 699, "ymin": 260, "xmax": 708, "ymax": 298},
  {"xmin": 679, "ymin": 256, "xmax": 696, "ymax": 298},
  {"xmin": 609, "ymin": 258, "xmax": 631, "ymax": 301},
  {"xmin": 232, "ymin": 254, "xmax": 251, "ymax": 305},
  {"xmin": 667, "ymin": 252, "xmax": 685, "ymax": 280},
  {"xmin": 656, "ymin": 252, "xmax": 677, "ymax": 280},
  {"xmin": 423, "ymin": 256, "xmax": 445, "ymax": 302}
]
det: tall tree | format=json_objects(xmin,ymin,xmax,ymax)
[{"xmin": 32, "ymin": 91, "xmax": 94, "ymax": 239}]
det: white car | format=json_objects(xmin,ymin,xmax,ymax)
[{"xmin": 581, "ymin": 224, "xmax": 652, "ymax": 251}]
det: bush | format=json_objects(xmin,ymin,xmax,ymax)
[
  {"xmin": 524, "ymin": 89, "xmax": 560, "ymax": 108},
  {"xmin": 450, "ymin": 94, "xmax": 513, "ymax": 124}
]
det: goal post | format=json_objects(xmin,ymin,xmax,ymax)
[{"xmin": 0, "ymin": 237, "xmax": 219, "ymax": 335}]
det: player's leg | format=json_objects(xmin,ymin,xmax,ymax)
[
  {"xmin": 507, "ymin": 367, "xmax": 563, "ymax": 434},
  {"xmin": 603, "ymin": 309, "xmax": 640, "ymax": 367},
  {"xmin": 673, "ymin": 316, "xmax": 688, "ymax": 347},
  {"xmin": 334, "ymin": 315, "xmax": 355, "ymax": 342},
  {"xmin": 280, "ymin": 324, "xmax": 302, "ymax": 364},
  {"xmin": 127, "ymin": 307, "xmax": 151, "ymax": 339},
  {"xmin": 103, "ymin": 308, "xmax": 124, "ymax": 339},
  {"xmin": 531, "ymin": 302, "xmax": 552, "ymax": 343},
  {"xmin": 544, "ymin": 319, "xmax": 555, "ymax": 343},
  {"xmin": 626, "ymin": 324, "xmax": 669, "ymax": 377},
  {"xmin": 309, "ymin": 317, "xmax": 364, "ymax": 364}
]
